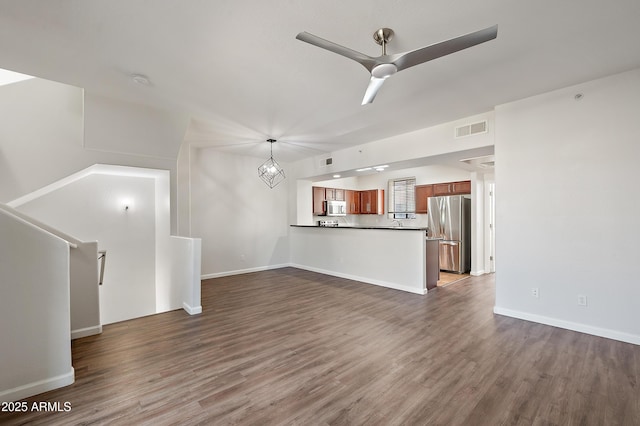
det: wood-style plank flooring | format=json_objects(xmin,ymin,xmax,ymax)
[
  {"xmin": 437, "ymin": 271, "xmax": 470, "ymax": 287},
  {"xmin": 2, "ymin": 268, "xmax": 639, "ymax": 425}
]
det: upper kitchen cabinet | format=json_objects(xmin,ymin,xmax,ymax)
[
  {"xmin": 415, "ymin": 184, "xmax": 434, "ymax": 214},
  {"xmin": 325, "ymin": 188, "xmax": 345, "ymax": 201},
  {"xmin": 313, "ymin": 186, "xmax": 384, "ymax": 215},
  {"xmin": 313, "ymin": 186, "xmax": 326, "ymax": 215},
  {"xmin": 345, "ymin": 190, "xmax": 360, "ymax": 214},
  {"xmin": 433, "ymin": 180, "xmax": 471, "ymax": 196},
  {"xmin": 313, "ymin": 186, "xmax": 345, "ymax": 214},
  {"xmin": 360, "ymin": 189, "xmax": 385, "ymax": 215}
]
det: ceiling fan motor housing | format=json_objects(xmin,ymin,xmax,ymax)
[
  {"xmin": 296, "ymin": 24, "xmax": 498, "ymax": 104},
  {"xmin": 371, "ymin": 63, "xmax": 398, "ymax": 79}
]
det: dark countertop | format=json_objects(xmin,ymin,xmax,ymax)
[{"xmin": 290, "ymin": 224, "xmax": 429, "ymax": 232}]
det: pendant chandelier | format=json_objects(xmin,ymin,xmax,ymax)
[{"xmin": 258, "ymin": 138, "xmax": 286, "ymax": 188}]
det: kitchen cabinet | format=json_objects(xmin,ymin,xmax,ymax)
[
  {"xmin": 415, "ymin": 184, "xmax": 434, "ymax": 214},
  {"xmin": 312, "ymin": 186, "xmax": 383, "ymax": 215},
  {"xmin": 312, "ymin": 186, "xmax": 326, "ymax": 214},
  {"xmin": 313, "ymin": 186, "xmax": 344, "ymax": 212},
  {"xmin": 325, "ymin": 188, "xmax": 345, "ymax": 201},
  {"xmin": 345, "ymin": 190, "xmax": 360, "ymax": 214},
  {"xmin": 360, "ymin": 189, "xmax": 385, "ymax": 214},
  {"xmin": 433, "ymin": 180, "xmax": 471, "ymax": 196}
]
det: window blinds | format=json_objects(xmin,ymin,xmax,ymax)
[{"xmin": 389, "ymin": 177, "xmax": 416, "ymax": 215}]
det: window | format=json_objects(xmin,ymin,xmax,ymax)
[{"xmin": 388, "ymin": 177, "xmax": 416, "ymax": 219}]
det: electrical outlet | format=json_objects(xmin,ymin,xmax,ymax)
[
  {"xmin": 531, "ymin": 287, "xmax": 539, "ymax": 298},
  {"xmin": 578, "ymin": 295, "xmax": 587, "ymax": 306}
]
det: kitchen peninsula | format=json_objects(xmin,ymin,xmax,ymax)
[{"xmin": 290, "ymin": 225, "xmax": 440, "ymax": 294}]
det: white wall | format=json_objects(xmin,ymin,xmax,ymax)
[
  {"xmin": 189, "ymin": 147, "xmax": 290, "ymax": 278},
  {"xmin": 0, "ymin": 203, "xmax": 101, "ymax": 339},
  {"xmin": 171, "ymin": 236, "xmax": 202, "ymax": 315},
  {"xmin": 14, "ymin": 171, "xmax": 157, "ymax": 325},
  {"xmin": 176, "ymin": 141, "xmax": 193, "ymax": 236},
  {"xmin": 68, "ymin": 241, "xmax": 102, "ymax": 338},
  {"xmin": 470, "ymin": 171, "xmax": 495, "ymax": 276},
  {"xmin": 494, "ymin": 68, "xmax": 640, "ymax": 344},
  {"xmin": 0, "ymin": 209, "xmax": 74, "ymax": 401},
  {"xmin": 84, "ymin": 93, "xmax": 189, "ymax": 160},
  {"xmin": 289, "ymin": 111, "xmax": 495, "ymax": 181},
  {"xmin": 0, "ymin": 78, "xmax": 189, "ymax": 233}
]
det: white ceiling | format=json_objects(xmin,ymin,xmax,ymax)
[{"xmin": 1, "ymin": 1, "xmax": 640, "ymax": 164}]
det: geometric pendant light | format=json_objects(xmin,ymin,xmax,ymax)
[{"xmin": 258, "ymin": 138, "xmax": 286, "ymax": 188}]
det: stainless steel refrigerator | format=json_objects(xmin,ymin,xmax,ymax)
[{"xmin": 427, "ymin": 195, "xmax": 471, "ymax": 273}]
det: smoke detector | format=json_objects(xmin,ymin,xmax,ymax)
[{"xmin": 131, "ymin": 73, "xmax": 151, "ymax": 86}]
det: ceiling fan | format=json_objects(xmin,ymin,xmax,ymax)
[{"xmin": 296, "ymin": 25, "xmax": 498, "ymax": 105}]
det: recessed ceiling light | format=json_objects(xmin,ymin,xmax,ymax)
[
  {"xmin": 333, "ymin": 174, "xmax": 341, "ymax": 178},
  {"xmin": 131, "ymin": 73, "xmax": 151, "ymax": 86},
  {"xmin": 356, "ymin": 167, "xmax": 372, "ymax": 172}
]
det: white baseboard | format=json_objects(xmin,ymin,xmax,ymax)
[
  {"xmin": 71, "ymin": 325, "xmax": 103, "ymax": 340},
  {"xmin": 183, "ymin": 302, "xmax": 202, "ymax": 315},
  {"xmin": 291, "ymin": 263, "xmax": 427, "ymax": 295},
  {"xmin": 201, "ymin": 263, "xmax": 292, "ymax": 280},
  {"xmin": 470, "ymin": 269, "xmax": 485, "ymax": 277},
  {"xmin": 494, "ymin": 306, "xmax": 640, "ymax": 346},
  {"xmin": 200, "ymin": 263, "xmax": 426, "ymax": 295},
  {"xmin": 0, "ymin": 368, "xmax": 74, "ymax": 402}
]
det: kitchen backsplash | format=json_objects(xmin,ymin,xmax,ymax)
[{"xmin": 313, "ymin": 213, "xmax": 429, "ymax": 228}]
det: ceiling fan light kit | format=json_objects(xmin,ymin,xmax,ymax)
[{"xmin": 296, "ymin": 24, "xmax": 498, "ymax": 105}]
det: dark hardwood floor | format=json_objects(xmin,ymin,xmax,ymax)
[{"xmin": 2, "ymin": 268, "xmax": 639, "ymax": 425}]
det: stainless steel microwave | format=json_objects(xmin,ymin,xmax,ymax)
[{"xmin": 324, "ymin": 200, "xmax": 346, "ymax": 216}]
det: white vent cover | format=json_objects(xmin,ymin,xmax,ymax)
[
  {"xmin": 455, "ymin": 120, "xmax": 487, "ymax": 138},
  {"xmin": 318, "ymin": 156, "xmax": 333, "ymax": 168}
]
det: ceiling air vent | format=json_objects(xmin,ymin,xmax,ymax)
[
  {"xmin": 318, "ymin": 156, "xmax": 333, "ymax": 168},
  {"xmin": 455, "ymin": 120, "xmax": 487, "ymax": 138}
]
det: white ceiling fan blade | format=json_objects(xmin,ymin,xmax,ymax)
[
  {"xmin": 296, "ymin": 32, "xmax": 377, "ymax": 71},
  {"xmin": 361, "ymin": 77, "xmax": 387, "ymax": 105},
  {"xmin": 392, "ymin": 25, "xmax": 498, "ymax": 72}
]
